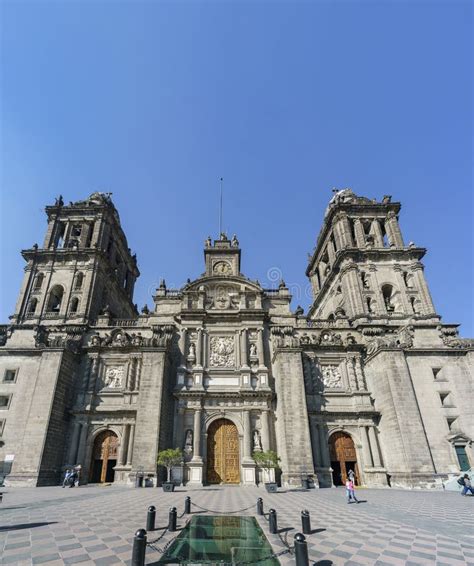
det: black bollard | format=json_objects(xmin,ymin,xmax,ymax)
[
  {"xmin": 268, "ymin": 508, "xmax": 277, "ymax": 534},
  {"xmin": 294, "ymin": 533, "xmax": 309, "ymax": 566},
  {"xmin": 146, "ymin": 505, "xmax": 156, "ymax": 531},
  {"xmin": 131, "ymin": 528, "xmax": 147, "ymax": 566},
  {"xmin": 168, "ymin": 506, "xmax": 177, "ymax": 532},
  {"xmin": 184, "ymin": 496, "xmax": 191, "ymax": 514},
  {"xmin": 257, "ymin": 497, "xmax": 264, "ymax": 516},
  {"xmin": 301, "ymin": 509, "xmax": 311, "ymax": 535}
]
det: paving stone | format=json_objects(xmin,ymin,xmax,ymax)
[{"xmin": 32, "ymin": 554, "xmax": 62, "ymax": 564}]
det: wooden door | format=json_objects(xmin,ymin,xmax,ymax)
[
  {"xmin": 329, "ymin": 432, "xmax": 359, "ymax": 485},
  {"xmin": 207, "ymin": 419, "xmax": 240, "ymax": 484},
  {"xmin": 90, "ymin": 431, "xmax": 119, "ymax": 483}
]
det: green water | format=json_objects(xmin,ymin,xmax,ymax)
[{"xmin": 157, "ymin": 515, "xmax": 280, "ymax": 565}]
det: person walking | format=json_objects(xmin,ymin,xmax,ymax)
[
  {"xmin": 348, "ymin": 469, "xmax": 355, "ymax": 483},
  {"xmin": 62, "ymin": 469, "xmax": 72, "ymax": 488},
  {"xmin": 346, "ymin": 477, "xmax": 359, "ymax": 503},
  {"xmin": 460, "ymin": 474, "xmax": 474, "ymax": 496}
]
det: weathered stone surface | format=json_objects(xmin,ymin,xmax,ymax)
[{"xmin": 0, "ymin": 190, "xmax": 472, "ymax": 489}]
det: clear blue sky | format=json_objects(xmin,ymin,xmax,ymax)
[{"xmin": 1, "ymin": 1, "xmax": 472, "ymax": 335}]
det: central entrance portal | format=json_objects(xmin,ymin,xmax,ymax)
[
  {"xmin": 329, "ymin": 431, "xmax": 359, "ymax": 486},
  {"xmin": 90, "ymin": 430, "xmax": 119, "ymax": 484},
  {"xmin": 206, "ymin": 418, "xmax": 240, "ymax": 484}
]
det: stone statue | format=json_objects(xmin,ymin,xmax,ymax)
[
  {"xmin": 253, "ymin": 430, "xmax": 262, "ymax": 451},
  {"xmin": 249, "ymin": 343, "xmax": 257, "ymax": 357},
  {"xmin": 231, "ymin": 234, "xmax": 239, "ymax": 247},
  {"xmin": 205, "ymin": 236, "xmax": 212, "ymax": 248},
  {"xmin": 184, "ymin": 429, "xmax": 193, "ymax": 452}
]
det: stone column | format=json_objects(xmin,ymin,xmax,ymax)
[
  {"xmin": 192, "ymin": 409, "xmax": 202, "ymax": 460},
  {"xmin": 353, "ymin": 218, "xmax": 366, "ymax": 247},
  {"xmin": 311, "ymin": 421, "xmax": 321, "ymax": 468},
  {"xmin": 412, "ymin": 265, "xmax": 436, "ymax": 315},
  {"xmin": 126, "ymin": 424, "xmax": 135, "ymax": 466},
  {"xmin": 196, "ymin": 328, "xmax": 203, "ymax": 367},
  {"xmin": 393, "ymin": 266, "xmax": 412, "ymax": 314},
  {"xmin": 310, "ymin": 272, "xmax": 320, "ymax": 296},
  {"xmin": 118, "ymin": 427, "xmax": 128, "ymax": 466},
  {"xmin": 260, "ymin": 410, "xmax": 270, "ymax": 451},
  {"xmin": 135, "ymin": 358, "xmax": 142, "ymax": 391},
  {"xmin": 240, "ymin": 328, "xmax": 249, "ymax": 368},
  {"xmin": 354, "ymin": 357, "xmax": 366, "ymax": 390},
  {"xmin": 67, "ymin": 422, "xmax": 81, "ymax": 464},
  {"xmin": 257, "ymin": 328, "xmax": 265, "ymax": 367},
  {"xmin": 385, "ymin": 211, "xmax": 404, "ymax": 248},
  {"xmin": 371, "ymin": 219, "xmax": 384, "ymax": 247},
  {"xmin": 76, "ymin": 422, "xmax": 89, "ymax": 468},
  {"xmin": 87, "ymin": 355, "xmax": 99, "ymax": 392},
  {"xmin": 175, "ymin": 407, "xmax": 185, "ymax": 450},
  {"xmin": 178, "ymin": 328, "xmax": 187, "ymax": 368},
  {"xmin": 346, "ymin": 357, "xmax": 358, "ymax": 390},
  {"xmin": 361, "ymin": 426, "xmax": 373, "ymax": 468},
  {"xmin": 368, "ymin": 426, "xmax": 382, "ymax": 467},
  {"xmin": 327, "ymin": 238, "xmax": 336, "ymax": 264},
  {"xmin": 341, "ymin": 266, "xmax": 365, "ymax": 317},
  {"xmin": 318, "ymin": 425, "xmax": 330, "ymax": 468},
  {"xmin": 243, "ymin": 410, "xmax": 252, "ymax": 459}
]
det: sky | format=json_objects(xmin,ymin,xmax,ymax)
[{"xmin": 1, "ymin": 1, "xmax": 472, "ymax": 336}]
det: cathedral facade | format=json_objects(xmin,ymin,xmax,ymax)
[{"xmin": 0, "ymin": 190, "xmax": 472, "ymax": 489}]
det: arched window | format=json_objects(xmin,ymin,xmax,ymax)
[
  {"xmin": 46, "ymin": 285, "xmax": 64, "ymax": 313},
  {"xmin": 69, "ymin": 297, "xmax": 79, "ymax": 314},
  {"xmin": 74, "ymin": 272, "xmax": 84, "ymax": 289},
  {"xmin": 27, "ymin": 298, "xmax": 38, "ymax": 314},
  {"xmin": 34, "ymin": 273, "xmax": 44, "ymax": 290},
  {"xmin": 381, "ymin": 285, "xmax": 395, "ymax": 313}
]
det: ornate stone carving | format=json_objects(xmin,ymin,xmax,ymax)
[
  {"xmin": 321, "ymin": 365, "xmax": 343, "ymax": 389},
  {"xmin": 209, "ymin": 336, "xmax": 235, "ymax": 367},
  {"xmin": 104, "ymin": 366, "xmax": 124, "ymax": 388},
  {"xmin": 438, "ymin": 326, "xmax": 474, "ymax": 349},
  {"xmin": 366, "ymin": 325, "xmax": 414, "ymax": 356}
]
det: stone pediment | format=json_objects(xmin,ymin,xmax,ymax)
[{"xmin": 182, "ymin": 276, "xmax": 263, "ymax": 312}]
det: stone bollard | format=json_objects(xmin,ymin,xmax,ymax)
[
  {"xmin": 301, "ymin": 509, "xmax": 311, "ymax": 535},
  {"xmin": 257, "ymin": 497, "xmax": 264, "ymax": 516},
  {"xmin": 294, "ymin": 533, "xmax": 309, "ymax": 566},
  {"xmin": 146, "ymin": 505, "xmax": 156, "ymax": 531},
  {"xmin": 131, "ymin": 529, "xmax": 147, "ymax": 566},
  {"xmin": 268, "ymin": 508, "xmax": 277, "ymax": 534},
  {"xmin": 168, "ymin": 506, "xmax": 177, "ymax": 532},
  {"xmin": 185, "ymin": 496, "xmax": 191, "ymax": 514}
]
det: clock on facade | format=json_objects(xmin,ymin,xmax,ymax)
[{"xmin": 213, "ymin": 261, "xmax": 232, "ymax": 275}]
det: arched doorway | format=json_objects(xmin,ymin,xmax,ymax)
[
  {"xmin": 206, "ymin": 418, "xmax": 240, "ymax": 484},
  {"xmin": 90, "ymin": 431, "xmax": 119, "ymax": 483},
  {"xmin": 329, "ymin": 431, "xmax": 359, "ymax": 486}
]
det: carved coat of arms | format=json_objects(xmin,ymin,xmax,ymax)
[{"xmin": 209, "ymin": 336, "xmax": 235, "ymax": 367}]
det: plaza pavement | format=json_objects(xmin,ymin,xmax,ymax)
[{"xmin": 0, "ymin": 484, "xmax": 473, "ymax": 566}]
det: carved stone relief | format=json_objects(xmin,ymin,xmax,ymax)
[
  {"xmin": 104, "ymin": 366, "xmax": 124, "ymax": 389},
  {"xmin": 209, "ymin": 336, "xmax": 235, "ymax": 367},
  {"xmin": 321, "ymin": 365, "xmax": 343, "ymax": 389}
]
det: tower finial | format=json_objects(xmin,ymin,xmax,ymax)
[{"xmin": 219, "ymin": 177, "xmax": 224, "ymax": 236}]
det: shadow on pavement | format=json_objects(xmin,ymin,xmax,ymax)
[{"xmin": 0, "ymin": 521, "xmax": 57, "ymax": 531}]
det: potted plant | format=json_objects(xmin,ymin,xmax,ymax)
[
  {"xmin": 157, "ymin": 448, "xmax": 183, "ymax": 492},
  {"xmin": 253, "ymin": 450, "xmax": 280, "ymax": 493}
]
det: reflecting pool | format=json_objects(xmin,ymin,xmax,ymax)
[{"xmin": 157, "ymin": 515, "xmax": 280, "ymax": 565}]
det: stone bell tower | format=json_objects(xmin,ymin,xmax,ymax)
[
  {"xmin": 306, "ymin": 189, "xmax": 438, "ymax": 324},
  {"xmin": 11, "ymin": 192, "xmax": 139, "ymax": 326}
]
